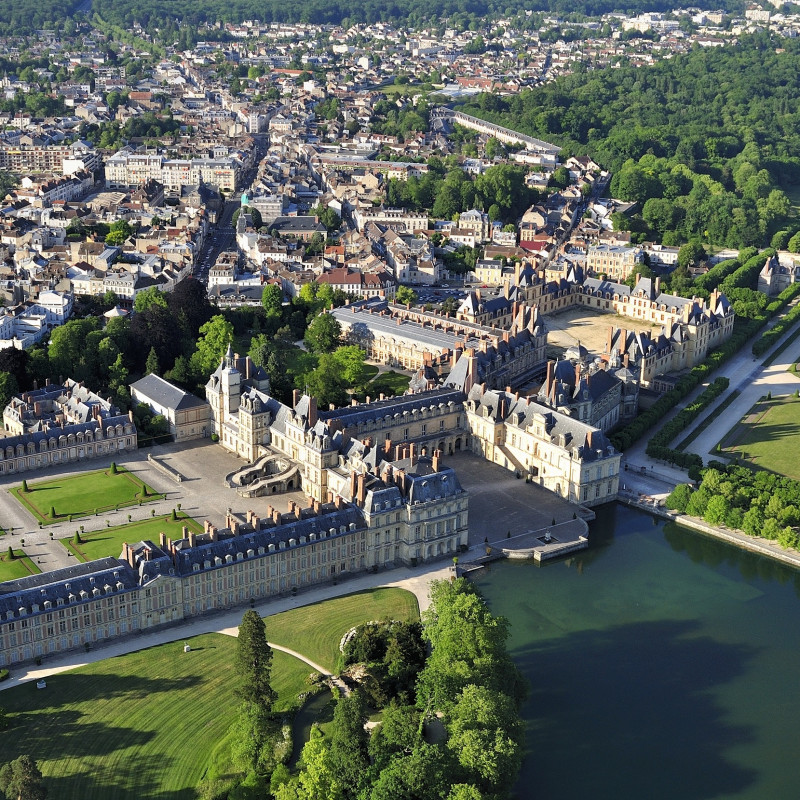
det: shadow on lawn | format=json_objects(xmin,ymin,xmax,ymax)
[{"xmin": 43, "ymin": 753, "xmax": 198, "ymax": 800}]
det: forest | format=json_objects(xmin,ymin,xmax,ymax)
[
  {"xmin": 459, "ymin": 35, "xmax": 800, "ymax": 249},
  {"xmin": 0, "ymin": 0, "xmax": 744, "ymax": 36},
  {"xmin": 265, "ymin": 578, "xmax": 526, "ymax": 800}
]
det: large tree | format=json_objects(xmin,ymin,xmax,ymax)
[
  {"xmin": 0, "ymin": 754, "xmax": 47, "ymax": 800},
  {"xmin": 235, "ymin": 609, "xmax": 276, "ymax": 710},
  {"xmin": 327, "ymin": 690, "xmax": 370, "ymax": 800},
  {"xmin": 304, "ymin": 313, "xmax": 341, "ymax": 355},
  {"xmin": 190, "ymin": 315, "xmax": 234, "ymax": 378}
]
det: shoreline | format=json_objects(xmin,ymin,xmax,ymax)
[{"xmin": 618, "ymin": 495, "xmax": 800, "ymax": 571}]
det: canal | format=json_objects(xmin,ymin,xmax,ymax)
[{"xmin": 472, "ymin": 502, "xmax": 800, "ymax": 799}]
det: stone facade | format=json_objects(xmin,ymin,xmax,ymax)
[{"xmin": 0, "ymin": 380, "xmax": 137, "ymax": 476}]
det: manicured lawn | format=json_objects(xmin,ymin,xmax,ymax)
[
  {"xmin": 0, "ymin": 550, "xmax": 40, "ymax": 583},
  {"xmin": 11, "ymin": 467, "xmax": 163, "ymax": 525},
  {"xmin": 363, "ymin": 370, "xmax": 411, "ymax": 398},
  {"xmin": 0, "ymin": 633, "xmax": 311, "ymax": 800},
  {"xmin": 719, "ymin": 394, "xmax": 800, "ymax": 479},
  {"xmin": 63, "ymin": 513, "xmax": 204, "ymax": 562},
  {"xmin": 264, "ymin": 587, "xmax": 420, "ymax": 672}
]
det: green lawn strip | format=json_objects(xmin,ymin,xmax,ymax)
[
  {"xmin": 264, "ymin": 587, "xmax": 420, "ymax": 673},
  {"xmin": 675, "ymin": 390, "xmax": 741, "ymax": 452},
  {"xmin": 361, "ymin": 364, "xmax": 379, "ymax": 382},
  {"xmin": 0, "ymin": 633, "xmax": 310, "ymax": 800},
  {"xmin": 0, "ymin": 550, "xmax": 40, "ymax": 583},
  {"xmin": 363, "ymin": 371, "xmax": 411, "ymax": 398},
  {"xmin": 10, "ymin": 467, "xmax": 164, "ymax": 525},
  {"xmin": 716, "ymin": 395, "xmax": 800, "ymax": 478},
  {"xmin": 62, "ymin": 513, "xmax": 203, "ymax": 563},
  {"xmin": 764, "ymin": 322, "xmax": 800, "ymax": 369}
]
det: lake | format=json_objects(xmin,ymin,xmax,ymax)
[{"xmin": 472, "ymin": 502, "xmax": 800, "ymax": 800}]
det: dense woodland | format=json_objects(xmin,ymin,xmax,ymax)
[
  {"xmin": 256, "ymin": 578, "xmax": 526, "ymax": 800},
  {"xmin": 459, "ymin": 36, "xmax": 800, "ymax": 249},
  {"xmin": 0, "ymin": 0, "xmax": 745, "ymax": 35}
]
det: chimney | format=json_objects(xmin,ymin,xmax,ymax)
[
  {"xmin": 409, "ymin": 442, "xmax": 416, "ymax": 463},
  {"xmin": 395, "ymin": 468, "xmax": 406, "ymax": 496},
  {"xmin": 159, "ymin": 532, "xmax": 167, "ymax": 548},
  {"xmin": 395, "ymin": 444, "xmax": 402, "ymax": 461},
  {"xmin": 575, "ymin": 363, "xmax": 581, "ymax": 388},
  {"xmin": 350, "ymin": 470, "xmax": 357, "ymax": 500},
  {"xmin": 356, "ymin": 473, "xmax": 366, "ymax": 506},
  {"xmin": 188, "ymin": 531, "xmax": 196, "ymax": 547},
  {"xmin": 128, "ymin": 409, "xmax": 134, "ymax": 423},
  {"xmin": 327, "ymin": 490, "xmax": 334, "ymax": 503},
  {"xmin": 292, "ymin": 389, "xmax": 300, "ymax": 407},
  {"xmin": 182, "ymin": 525, "xmax": 188, "ymax": 539},
  {"xmin": 204, "ymin": 519, "xmax": 212, "ymax": 533},
  {"xmin": 209, "ymin": 527, "xmax": 218, "ymax": 542},
  {"xmin": 635, "ymin": 272, "xmax": 641, "ymax": 284},
  {"xmin": 384, "ymin": 437, "xmax": 392, "ymax": 455},
  {"xmin": 432, "ymin": 449, "xmax": 441, "ymax": 473},
  {"xmin": 308, "ymin": 396, "xmax": 318, "ymax": 426},
  {"xmin": 546, "ymin": 360, "xmax": 554, "ymax": 391},
  {"xmin": 655, "ymin": 276, "xmax": 661, "ymax": 294}
]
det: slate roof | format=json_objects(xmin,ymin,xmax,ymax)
[
  {"xmin": 319, "ymin": 388, "xmax": 464, "ymax": 428},
  {"xmin": 131, "ymin": 374, "xmax": 208, "ymax": 411},
  {"xmin": 0, "ymin": 558, "xmax": 139, "ymax": 618},
  {"xmin": 170, "ymin": 506, "xmax": 367, "ymax": 576}
]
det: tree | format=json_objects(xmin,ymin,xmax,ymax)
[
  {"xmin": 235, "ymin": 610, "xmax": 276, "ymax": 709},
  {"xmin": 0, "ymin": 372, "xmax": 19, "ymax": 413},
  {"xmin": 0, "ymin": 754, "xmax": 47, "ymax": 800},
  {"xmin": 134, "ymin": 286, "xmax": 168, "ymax": 313},
  {"xmin": 678, "ymin": 241, "xmax": 707, "ymax": 270},
  {"xmin": 304, "ymin": 314, "xmax": 341, "ymax": 355},
  {"xmin": 305, "ymin": 354, "xmax": 349, "ymax": 408},
  {"xmin": 332, "ymin": 346, "xmax": 367, "ymax": 388},
  {"xmin": 191, "ymin": 315, "xmax": 234, "ymax": 377},
  {"xmin": 665, "ymin": 484, "xmax": 693, "ymax": 513},
  {"xmin": 105, "ymin": 219, "xmax": 133, "ymax": 245},
  {"xmin": 550, "ymin": 165, "xmax": 571, "ymax": 190},
  {"xmin": 145, "ymin": 347, "xmax": 160, "ymax": 376},
  {"xmin": 446, "ymin": 685, "xmax": 524, "ymax": 794},
  {"xmin": 395, "ymin": 286, "xmax": 418, "ymax": 306},
  {"xmin": 262, "ymin": 284, "xmax": 284, "ymax": 319},
  {"xmin": 327, "ymin": 690, "xmax": 370, "ymax": 799}
]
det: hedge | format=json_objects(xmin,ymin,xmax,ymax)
[
  {"xmin": 610, "ymin": 275, "xmax": 798, "ymax": 457},
  {"xmin": 644, "ymin": 377, "xmax": 730, "ymax": 477}
]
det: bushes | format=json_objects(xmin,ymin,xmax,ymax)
[
  {"xmin": 752, "ymin": 286, "xmax": 800, "ymax": 356},
  {"xmin": 0, "ymin": 668, "xmax": 8, "ymax": 681},
  {"xmin": 643, "ymin": 377, "xmax": 729, "ymax": 472},
  {"xmin": 677, "ymin": 462, "xmax": 800, "ymax": 551}
]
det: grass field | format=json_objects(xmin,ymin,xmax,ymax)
[
  {"xmin": 363, "ymin": 370, "xmax": 411, "ymax": 398},
  {"xmin": 718, "ymin": 394, "xmax": 800, "ymax": 478},
  {"xmin": 0, "ymin": 549, "xmax": 40, "ymax": 583},
  {"xmin": 264, "ymin": 587, "xmax": 420, "ymax": 672},
  {"xmin": 11, "ymin": 467, "xmax": 163, "ymax": 525},
  {"xmin": 0, "ymin": 588, "xmax": 420, "ymax": 798},
  {"xmin": 0, "ymin": 633, "xmax": 310, "ymax": 800},
  {"xmin": 63, "ymin": 513, "xmax": 204, "ymax": 562}
]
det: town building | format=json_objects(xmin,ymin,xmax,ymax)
[
  {"xmin": 0, "ymin": 380, "xmax": 137, "ymax": 477},
  {"xmin": 130, "ymin": 374, "xmax": 212, "ymax": 442}
]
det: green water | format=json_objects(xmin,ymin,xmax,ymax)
[{"xmin": 472, "ymin": 503, "xmax": 800, "ymax": 800}]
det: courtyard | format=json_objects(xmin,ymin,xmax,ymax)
[{"xmin": 544, "ymin": 306, "xmax": 658, "ymax": 360}]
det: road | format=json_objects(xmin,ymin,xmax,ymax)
[
  {"xmin": 620, "ymin": 306, "xmax": 800, "ymax": 499},
  {"xmin": 193, "ymin": 135, "xmax": 267, "ymax": 283}
]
